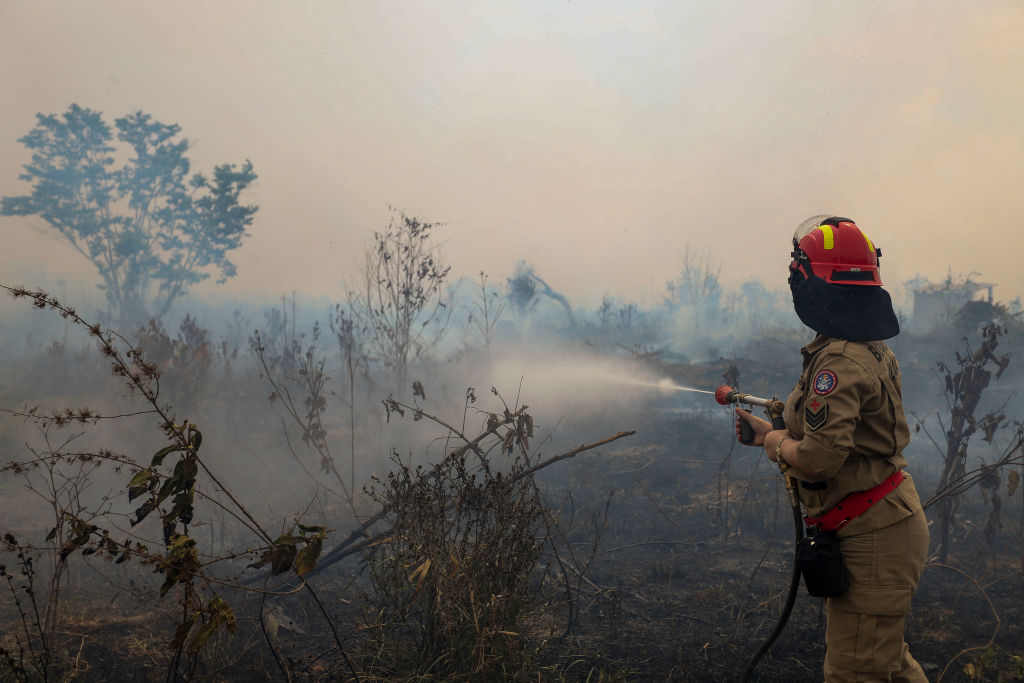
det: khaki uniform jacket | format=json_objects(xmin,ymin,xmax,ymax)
[{"xmin": 783, "ymin": 335, "xmax": 923, "ymax": 536}]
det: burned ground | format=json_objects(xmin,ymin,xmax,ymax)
[{"xmin": 2, "ymin": 323, "xmax": 1023, "ymax": 682}]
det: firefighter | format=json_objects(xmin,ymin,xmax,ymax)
[{"xmin": 736, "ymin": 215, "xmax": 929, "ymax": 682}]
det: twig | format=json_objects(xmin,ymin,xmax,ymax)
[
  {"xmin": 634, "ymin": 476, "xmax": 697, "ymax": 545},
  {"xmin": 277, "ymin": 417, "xmax": 345, "ymax": 499},
  {"xmin": 510, "ymin": 431, "xmax": 636, "ymax": 484},
  {"xmin": 931, "ymin": 562, "xmax": 1001, "ymax": 682},
  {"xmin": 258, "ymin": 579, "xmax": 291, "ymax": 682},
  {"xmin": 604, "ymin": 540, "xmax": 705, "ymax": 552}
]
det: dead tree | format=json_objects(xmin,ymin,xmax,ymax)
[{"xmin": 931, "ymin": 324, "xmax": 1011, "ymax": 564}]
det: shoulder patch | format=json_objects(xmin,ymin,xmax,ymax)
[
  {"xmin": 805, "ymin": 397, "xmax": 828, "ymax": 431},
  {"xmin": 813, "ymin": 369, "xmax": 838, "ymax": 396}
]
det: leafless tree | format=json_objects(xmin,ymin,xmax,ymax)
[
  {"xmin": 665, "ymin": 245, "xmax": 724, "ymax": 334},
  {"xmin": 465, "ymin": 271, "xmax": 505, "ymax": 356},
  {"xmin": 925, "ymin": 324, "xmax": 1012, "ymax": 563},
  {"xmin": 330, "ymin": 302, "xmax": 369, "ymax": 490}
]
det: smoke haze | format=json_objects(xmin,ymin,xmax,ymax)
[
  {"xmin": 2, "ymin": 1, "xmax": 1023, "ymax": 312},
  {"xmin": 2, "ymin": 5, "xmax": 1024, "ymax": 671}
]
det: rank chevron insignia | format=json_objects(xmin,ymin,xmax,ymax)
[{"xmin": 806, "ymin": 397, "xmax": 828, "ymax": 431}]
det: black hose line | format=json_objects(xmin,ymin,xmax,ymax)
[{"xmin": 741, "ymin": 502, "xmax": 804, "ymax": 682}]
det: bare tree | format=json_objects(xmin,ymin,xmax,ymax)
[
  {"xmin": 331, "ymin": 302, "xmax": 369, "ymax": 490},
  {"xmin": 598, "ymin": 295, "xmax": 614, "ymax": 331},
  {"xmin": 926, "ymin": 324, "xmax": 1012, "ymax": 563},
  {"xmin": 465, "ymin": 271, "xmax": 505, "ymax": 356},
  {"xmin": 350, "ymin": 208, "xmax": 453, "ymax": 392},
  {"xmin": 665, "ymin": 245, "xmax": 724, "ymax": 334}
]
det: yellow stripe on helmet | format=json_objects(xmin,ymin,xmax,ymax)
[
  {"xmin": 817, "ymin": 225, "xmax": 835, "ymax": 250},
  {"xmin": 864, "ymin": 233, "xmax": 874, "ymax": 254}
]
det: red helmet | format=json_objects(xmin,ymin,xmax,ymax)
[{"xmin": 789, "ymin": 215, "xmax": 883, "ymax": 287}]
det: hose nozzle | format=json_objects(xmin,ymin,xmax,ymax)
[
  {"xmin": 715, "ymin": 385, "xmax": 777, "ymax": 409},
  {"xmin": 715, "ymin": 385, "xmax": 738, "ymax": 405},
  {"xmin": 715, "ymin": 385, "xmax": 787, "ymax": 445}
]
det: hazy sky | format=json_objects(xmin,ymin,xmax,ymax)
[{"xmin": 2, "ymin": 1, "xmax": 1023, "ymax": 313}]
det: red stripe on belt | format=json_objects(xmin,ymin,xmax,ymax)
[{"xmin": 804, "ymin": 469, "xmax": 906, "ymax": 532}]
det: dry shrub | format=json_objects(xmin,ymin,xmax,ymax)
[
  {"xmin": 134, "ymin": 315, "xmax": 212, "ymax": 411},
  {"xmin": 361, "ymin": 446, "xmax": 544, "ymax": 679}
]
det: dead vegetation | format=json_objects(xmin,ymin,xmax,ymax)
[{"xmin": 2, "ymin": 285, "xmax": 1024, "ymax": 682}]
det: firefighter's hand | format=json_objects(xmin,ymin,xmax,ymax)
[{"xmin": 734, "ymin": 408, "xmax": 771, "ymax": 446}]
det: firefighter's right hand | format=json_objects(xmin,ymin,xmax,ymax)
[{"xmin": 734, "ymin": 408, "xmax": 771, "ymax": 446}]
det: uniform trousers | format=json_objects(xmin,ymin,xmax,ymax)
[{"xmin": 823, "ymin": 510, "xmax": 929, "ymax": 682}]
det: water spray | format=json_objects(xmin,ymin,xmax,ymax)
[{"xmin": 614, "ymin": 376, "xmax": 716, "ymax": 396}]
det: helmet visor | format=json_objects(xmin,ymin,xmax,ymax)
[{"xmin": 793, "ymin": 214, "xmax": 835, "ymax": 246}]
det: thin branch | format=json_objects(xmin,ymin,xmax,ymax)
[
  {"xmin": 634, "ymin": 476, "xmax": 697, "ymax": 545},
  {"xmin": 931, "ymin": 562, "xmax": 1001, "ymax": 682}
]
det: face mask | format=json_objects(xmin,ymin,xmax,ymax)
[{"xmin": 790, "ymin": 270, "xmax": 900, "ymax": 342}]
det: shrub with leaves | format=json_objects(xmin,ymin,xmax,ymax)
[{"xmin": 1, "ymin": 285, "xmax": 352, "ymax": 681}]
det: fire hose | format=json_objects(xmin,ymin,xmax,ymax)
[{"xmin": 714, "ymin": 385, "xmax": 803, "ymax": 682}]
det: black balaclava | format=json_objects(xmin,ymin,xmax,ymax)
[{"xmin": 790, "ymin": 268, "xmax": 900, "ymax": 342}]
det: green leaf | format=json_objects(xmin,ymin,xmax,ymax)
[
  {"xmin": 156, "ymin": 472, "xmax": 183, "ymax": 506},
  {"xmin": 158, "ymin": 535, "xmax": 199, "ymax": 594},
  {"xmin": 151, "ymin": 445, "xmax": 183, "ymax": 467},
  {"xmin": 45, "ymin": 527, "xmax": 57, "ymax": 542},
  {"xmin": 60, "ymin": 532, "xmax": 92, "ymax": 561},
  {"xmin": 171, "ymin": 615, "xmax": 196, "ymax": 649},
  {"xmin": 131, "ymin": 500, "xmax": 156, "ymax": 526},
  {"xmin": 208, "ymin": 596, "xmax": 236, "ymax": 629},
  {"xmin": 295, "ymin": 538, "xmax": 322, "ymax": 576},
  {"xmin": 188, "ymin": 428, "xmax": 203, "ymax": 452},
  {"xmin": 249, "ymin": 534, "xmax": 319, "ymax": 576},
  {"xmin": 70, "ymin": 518, "xmax": 98, "ymax": 536},
  {"xmin": 128, "ymin": 470, "xmax": 154, "ymax": 502},
  {"xmin": 188, "ymin": 596, "xmax": 235, "ymax": 653},
  {"xmin": 270, "ymin": 545, "xmax": 297, "ymax": 576},
  {"xmin": 189, "ymin": 619, "xmax": 218, "ymax": 653},
  {"xmin": 273, "ymin": 534, "xmax": 303, "ymax": 546}
]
